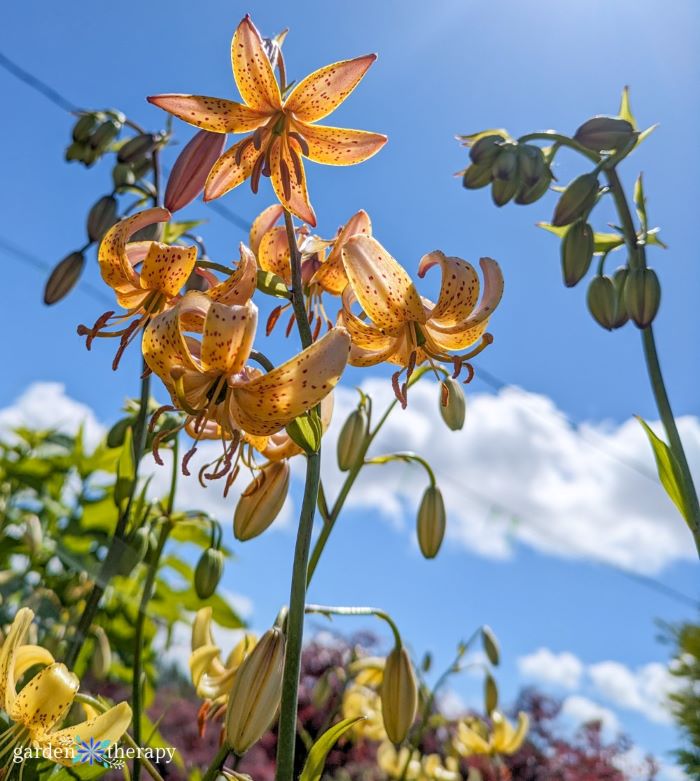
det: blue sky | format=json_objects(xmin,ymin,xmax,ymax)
[{"xmin": 2, "ymin": 0, "xmax": 699, "ymax": 775}]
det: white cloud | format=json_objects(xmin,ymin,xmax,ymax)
[
  {"xmin": 322, "ymin": 380, "xmax": 699, "ymax": 574},
  {"xmin": 560, "ymin": 695, "xmax": 620, "ymax": 734},
  {"xmin": 518, "ymin": 647, "xmax": 583, "ymax": 689}
]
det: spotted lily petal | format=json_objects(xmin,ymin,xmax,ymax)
[
  {"xmin": 139, "ymin": 241, "xmax": 197, "ymax": 298},
  {"xmin": 258, "ymin": 225, "xmax": 291, "ymax": 284},
  {"xmin": 312, "ymin": 209, "xmax": 371, "ymax": 295},
  {"xmin": 98, "ymin": 208, "xmax": 170, "ymax": 295},
  {"xmin": 341, "ymin": 235, "xmax": 426, "ymax": 330},
  {"xmin": 295, "ymin": 121, "xmax": 387, "ymax": 166},
  {"xmin": 207, "ymin": 244, "xmax": 258, "ymax": 305},
  {"xmin": 257, "ymin": 393, "xmax": 334, "ymax": 460},
  {"xmin": 250, "ymin": 204, "xmax": 284, "ymax": 255},
  {"xmin": 10, "ymin": 662, "xmax": 78, "ymax": 737},
  {"xmin": 13, "ymin": 645, "xmax": 55, "ymax": 681},
  {"xmin": 425, "ymin": 320, "xmax": 489, "ymax": 353},
  {"xmin": 0, "ymin": 607, "xmax": 34, "ymax": 714},
  {"xmin": 284, "ymin": 54, "xmax": 377, "ymax": 123},
  {"xmin": 38, "ymin": 702, "xmax": 132, "ymax": 766},
  {"xmin": 418, "ymin": 251, "xmax": 479, "ymax": 326},
  {"xmin": 270, "ymin": 137, "xmax": 316, "ymax": 226},
  {"xmin": 204, "ymin": 136, "xmax": 260, "ymax": 201},
  {"xmin": 147, "ymin": 94, "xmax": 269, "ymax": 133},
  {"xmin": 201, "ymin": 300, "xmax": 258, "ymax": 374},
  {"xmin": 231, "ymin": 16, "xmax": 282, "ymax": 113},
  {"xmin": 229, "ymin": 327, "xmax": 350, "ymax": 436}
]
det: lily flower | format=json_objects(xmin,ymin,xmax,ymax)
[
  {"xmin": 251, "ymin": 204, "xmax": 372, "ymax": 338},
  {"xmin": 143, "ymin": 290, "xmax": 350, "ymax": 483},
  {"xmin": 0, "ymin": 608, "xmax": 131, "ymax": 766},
  {"xmin": 339, "ymin": 236, "xmax": 504, "ymax": 405},
  {"xmin": 453, "ymin": 711, "xmax": 529, "ymax": 757},
  {"xmin": 148, "ymin": 15, "xmax": 387, "ymax": 226},
  {"xmin": 78, "ymin": 207, "xmax": 257, "ymax": 369}
]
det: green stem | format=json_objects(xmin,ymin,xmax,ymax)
[
  {"xmin": 304, "ymin": 604, "xmax": 402, "ymax": 647},
  {"xmin": 283, "ymin": 210, "xmax": 313, "ymax": 347},
  {"xmin": 201, "ymin": 743, "xmax": 231, "ymax": 781},
  {"xmin": 516, "ymin": 131, "xmax": 601, "ymax": 163},
  {"xmin": 605, "ymin": 168, "xmax": 700, "ymax": 554},
  {"xmin": 364, "ymin": 452, "xmax": 437, "ymax": 487}
]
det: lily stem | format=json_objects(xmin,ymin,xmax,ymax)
[{"xmin": 202, "ymin": 744, "xmax": 231, "ymax": 781}]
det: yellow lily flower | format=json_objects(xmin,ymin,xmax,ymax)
[
  {"xmin": 78, "ymin": 207, "xmax": 257, "ymax": 369},
  {"xmin": 341, "ymin": 683, "xmax": 387, "ymax": 742},
  {"xmin": 339, "ymin": 236, "xmax": 504, "ymax": 405},
  {"xmin": 377, "ymin": 741, "xmax": 421, "ymax": 780},
  {"xmin": 0, "ymin": 608, "xmax": 131, "ymax": 766},
  {"xmin": 143, "ymin": 290, "xmax": 350, "ymax": 482},
  {"xmin": 419, "ymin": 754, "xmax": 460, "ymax": 781},
  {"xmin": 148, "ymin": 15, "xmax": 386, "ymax": 226},
  {"xmin": 454, "ymin": 711, "xmax": 529, "ymax": 757}
]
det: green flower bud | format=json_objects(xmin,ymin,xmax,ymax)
[
  {"xmin": 112, "ymin": 163, "xmax": 136, "ymax": 188},
  {"xmin": 485, "ymin": 673, "xmax": 499, "ymax": 715},
  {"xmin": 611, "ymin": 267, "xmax": 630, "ymax": 328},
  {"xmin": 491, "ymin": 147, "xmax": 519, "ymax": 206},
  {"xmin": 573, "ymin": 116, "xmax": 636, "ymax": 152},
  {"xmin": 117, "ymin": 133, "xmax": 158, "ymax": 164},
  {"xmin": 587, "ymin": 275, "xmax": 617, "ymax": 330},
  {"xmin": 89, "ymin": 119, "xmax": 121, "ymax": 152},
  {"xmin": 194, "ymin": 548, "xmax": 224, "ymax": 600},
  {"xmin": 515, "ymin": 171, "xmax": 552, "ymax": 205},
  {"xmin": 130, "ymin": 157, "xmax": 153, "ymax": 180},
  {"xmin": 43, "ymin": 251, "xmax": 85, "ymax": 305},
  {"xmin": 90, "ymin": 626, "xmax": 112, "ymax": 679},
  {"xmin": 417, "ymin": 486, "xmax": 446, "ymax": 559},
  {"xmin": 234, "ymin": 461, "xmax": 290, "ymax": 541},
  {"xmin": 87, "ymin": 195, "xmax": 118, "ymax": 242},
  {"xmin": 225, "ymin": 627, "xmax": 285, "ymax": 754},
  {"xmin": 561, "ymin": 221, "xmax": 594, "ymax": 287},
  {"xmin": 115, "ymin": 527, "xmax": 149, "ymax": 577},
  {"xmin": 518, "ymin": 145, "xmax": 546, "ymax": 187},
  {"xmin": 481, "ymin": 626, "xmax": 500, "ymax": 666},
  {"xmin": 624, "ymin": 267, "xmax": 661, "ymax": 328},
  {"xmin": 72, "ymin": 113, "xmax": 99, "ymax": 142},
  {"xmin": 462, "ymin": 162, "xmax": 493, "ymax": 190},
  {"xmin": 337, "ymin": 407, "xmax": 368, "ymax": 471},
  {"xmin": 439, "ymin": 378, "xmax": 466, "ymax": 431},
  {"xmin": 552, "ymin": 173, "xmax": 599, "ymax": 227},
  {"xmin": 381, "ymin": 645, "xmax": 418, "ymax": 744},
  {"xmin": 65, "ymin": 141, "xmax": 88, "ymax": 163},
  {"xmin": 469, "ymin": 134, "xmax": 505, "ymax": 166}
]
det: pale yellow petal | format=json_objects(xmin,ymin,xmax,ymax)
[
  {"xmin": 284, "ymin": 54, "xmax": 377, "ymax": 123},
  {"xmin": 258, "ymin": 225, "xmax": 292, "ymax": 284},
  {"xmin": 312, "ymin": 210, "xmax": 371, "ymax": 295},
  {"xmin": 270, "ymin": 136, "xmax": 316, "ymax": 226},
  {"xmin": 231, "ymin": 16, "xmax": 282, "ymax": 112},
  {"xmin": 0, "ymin": 607, "xmax": 34, "ymax": 714},
  {"xmin": 455, "ymin": 721, "xmax": 492, "ymax": 755},
  {"xmin": 295, "ymin": 121, "xmax": 387, "ymax": 166},
  {"xmin": 418, "ymin": 250, "xmax": 479, "ymax": 326},
  {"xmin": 10, "ymin": 662, "xmax": 78, "ymax": 736},
  {"xmin": 147, "ymin": 94, "xmax": 269, "ymax": 132},
  {"xmin": 139, "ymin": 241, "xmax": 197, "ymax": 298},
  {"xmin": 229, "ymin": 327, "xmax": 350, "ymax": 436},
  {"xmin": 201, "ymin": 300, "xmax": 258, "ymax": 374},
  {"xmin": 250, "ymin": 204, "xmax": 284, "ymax": 255},
  {"xmin": 207, "ymin": 244, "xmax": 258, "ymax": 305},
  {"xmin": 425, "ymin": 320, "xmax": 489, "ymax": 353},
  {"xmin": 204, "ymin": 137, "xmax": 260, "ymax": 201},
  {"xmin": 13, "ymin": 645, "xmax": 54, "ymax": 681}
]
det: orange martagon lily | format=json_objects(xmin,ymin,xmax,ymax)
[
  {"xmin": 147, "ymin": 15, "xmax": 386, "ymax": 226},
  {"xmin": 78, "ymin": 207, "xmax": 257, "ymax": 369},
  {"xmin": 339, "ymin": 236, "xmax": 504, "ymax": 405},
  {"xmin": 143, "ymin": 290, "xmax": 350, "ymax": 486}
]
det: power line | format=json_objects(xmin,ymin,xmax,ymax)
[{"xmin": 0, "ymin": 51, "xmax": 78, "ymax": 113}]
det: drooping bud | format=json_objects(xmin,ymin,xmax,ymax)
[
  {"xmin": 43, "ymin": 251, "xmax": 85, "ymax": 305},
  {"xmin": 417, "ymin": 486, "xmax": 446, "ymax": 559},
  {"xmin": 337, "ymin": 407, "xmax": 369, "ymax": 471},
  {"xmin": 573, "ymin": 116, "xmax": 636, "ymax": 152},
  {"xmin": 65, "ymin": 142, "xmax": 89, "ymax": 163},
  {"xmin": 611, "ymin": 267, "xmax": 630, "ymax": 328},
  {"xmin": 439, "ymin": 378, "xmax": 466, "ymax": 431},
  {"xmin": 624, "ymin": 267, "xmax": 661, "ymax": 328},
  {"xmin": 491, "ymin": 146, "xmax": 519, "ymax": 207},
  {"xmin": 481, "ymin": 626, "xmax": 500, "ymax": 666},
  {"xmin": 552, "ymin": 173, "xmax": 599, "ymax": 227},
  {"xmin": 515, "ymin": 171, "xmax": 552, "ymax": 205},
  {"xmin": 194, "ymin": 548, "xmax": 224, "ymax": 600},
  {"xmin": 89, "ymin": 119, "xmax": 121, "ymax": 152},
  {"xmin": 381, "ymin": 645, "xmax": 418, "ymax": 744},
  {"xmin": 87, "ymin": 195, "xmax": 118, "ymax": 242},
  {"xmin": 518, "ymin": 145, "xmax": 546, "ymax": 188},
  {"xmin": 90, "ymin": 626, "xmax": 112, "ymax": 679},
  {"xmin": 469, "ymin": 135, "xmax": 505, "ymax": 166},
  {"xmin": 234, "ymin": 461, "xmax": 290, "ymax": 541},
  {"xmin": 484, "ymin": 673, "xmax": 499, "ymax": 715},
  {"xmin": 165, "ymin": 130, "xmax": 227, "ymax": 213},
  {"xmin": 225, "ymin": 626, "xmax": 285, "ymax": 754},
  {"xmin": 462, "ymin": 162, "xmax": 493, "ymax": 190},
  {"xmin": 587, "ymin": 275, "xmax": 617, "ymax": 330},
  {"xmin": 117, "ymin": 133, "xmax": 158, "ymax": 164},
  {"xmin": 112, "ymin": 163, "xmax": 136, "ymax": 188},
  {"xmin": 561, "ymin": 221, "xmax": 594, "ymax": 287},
  {"xmin": 72, "ymin": 113, "xmax": 99, "ymax": 143}
]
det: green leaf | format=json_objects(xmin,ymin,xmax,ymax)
[
  {"xmin": 634, "ymin": 173, "xmax": 648, "ymax": 235},
  {"xmin": 456, "ymin": 128, "xmax": 509, "ymax": 146},
  {"xmin": 637, "ymin": 417, "xmax": 693, "ymax": 528},
  {"xmin": 163, "ymin": 219, "xmax": 205, "ymax": 244},
  {"xmin": 592, "ymin": 232, "xmax": 625, "ymax": 254},
  {"xmin": 646, "ymin": 227, "xmax": 668, "ymax": 250},
  {"xmin": 299, "ymin": 717, "xmax": 365, "ymax": 781},
  {"xmin": 618, "ymin": 86, "xmax": 637, "ymax": 128},
  {"xmin": 286, "ymin": 410, "xmax": 322, "ymax": 454},
  {"xmin": 114, "ymin": 427, "xmax": 134, "ymax": 509},
  {"xmin": 256, "ymin": 269, "xmax": 291, "ymax": 299}
]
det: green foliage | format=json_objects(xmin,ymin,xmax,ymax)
[{"xmin": 667, "ymin": 619, "xmax": 700, "ymax": 777}]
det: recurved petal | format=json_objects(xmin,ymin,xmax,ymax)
[
  {"xmin": 146, "ymin": 94, "xmax": 269, "ymax": 133},
  {"xmin": 250, "ymin": 204, "xmax": 284, "ymax": 255},
  {"xmin": 258, "ymin": 225, "xmax": 292, "ymax": 284},
  {"xmin": 139, "ymin": 242, "xmax": 197, "ymax": 298},
  {"xmin": 284, "ymin": 54, "xmax": 377, "ymax": 123},
  {"xmin": 13, "ymin": 645, "xmax": 55, "ymax": 682},
  {"xmin": 455, "ymin": 721, "xmax": 493, "ymax": 755},
  {"xmin": 341, "ymin": 235, "xmax": 426, "ymax": 330},
  {"xmin": 418, "ymin": 250, "xmax": 479, "ymax": 326},
  {"xmin": 229, "ymin": 327, "xmax": 350, "ymax": 436},
  {"xmin": 190, "ymin": 645, "xmax": 223, "ymax": 688},
  {"xmin": 500, "ymin": 712, "xmax": 529, "ymax": 754},
  {"xmin": 295, "ymin": 121, "xmax": 387, "ymax": 166},
  {"xmin": 201, "ymin": 300, "xmax": 258, "ymax": 374},
  {"xmin": 204, "ymin": 137, "xmax": 260, "ymax": 201},
  {"xmin": 231, "ymin": 16, "xmax": 282, "ymax": 113},
  {"xmin": 0, "ymin": 607, "xmax": 34, "ymax": 714},
  {"xmin": 312, "ymin": 210, "xmax": 372, "ymax": 295},
  {"xmin": 340, "ymin": 287, "xmax": 400, "ymax": 348},
  {"xmin": 270, "ymin": 137, "xmax": 316, "ymax": 226},
  {"xmin": 10, "ymin": 662, "xmax": 78, "ymax": 736},
  {"xmin": 98, "ymin": 208, "xmax": 170, "ymax": 294},
  {"xmin": 39, "ymin": 702, "xmax": 132, "ymax": 766},
  {"xmin": 208, "ymin": 244, "xmax": 258, "ymax": 305},
  {"xmin": 425, "ymin": 320, "xmax": 489, "ymax": 353}
]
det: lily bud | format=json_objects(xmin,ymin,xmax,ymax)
[
  {"xmin": 118, "ymin": 133, "xmax": 158, "ymax": 164},
  {"xmin": 611, "ymin": 267, "xmax": 630, "ymax": 328},
  {"xmin": 462, "ymin": 162, "xmax": 493, "ymax": 190},
  {"xmin": 87, "ymin": 195, "xmax": 118, "ymax": 242},
  {"xmin": 112, "ymin": 163, "xmax": 136, "ymax": 188},
  {"xmin": 234, "ymin": 461, "xmax": 290, "ymax": 541},
  {"xmin": 417, "ymin": 486, "xmax": 446, "ymax": 559},
  {"xmin": 469, "ymin": 134, "xmax": 504, "ymax": 166},
  {"xmin": 515, "ymin": 171, "xmax": 551, "ymax": 205},
  {"xmin": 561, "ymin": 221, "xmax": 594, "ymax": 287},
  {"xmin": 225, "ymin": 626, "xmax": 285, "ymax": 754},
  {"xmin": 490, "ymin": 146, "xmax": 519, "ymax": 206},
  {"xmin": 381, "ymin": 645, "xmax": 418, "ymax": 744},
  {"xmin": 518, "ymin": 145, "xmax": 546, "ymax": 187},
  {"xmin": 337, "ymin": 407, "xmax": 369, "ymax": 471},
  {"xmin": 115, "ymin": 527, "xmax": 149, "ymax": 577},
  {"xmin": 91, "ymin": 626, "xmax": 112, "ymax": 679},
  {"xmin": 89, "ymin": 119, "xmax": 121, "ymax": 152},
  {"xmin": 165, "ymin": 129, "xmax": 227, "ymax": 212},
  {"xmin": 552, "ymin": 173, "xmax": 599, "ymax": 227},
  {"xmin": 72, "ymin": 113, "xmax": 99, "ymax": 142},
  {"xmin": 574, "ymin": 116, "xmax": 635, "ymax": 152},
  {"xmin": 587, "ymin": 276, "xmax": 617, "ymax": 330},
  {"xmin": 439, "ymin": 378, "xmax": 466, "ymax": 431},
  {"xmin": 43, "ymin": 251, "xmax": 85, "ymax": 305},
  {"xmin": 624, "ymin": 267, "xmax": 661, "ymax": 328},
  {"xmin": 194, "ymin": 548, "xmax": 224, "ymax": 600}
]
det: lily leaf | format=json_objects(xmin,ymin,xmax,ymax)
[
  {"xmin": 286, "ymin": 410, "xmax": 322, "ymax": 454},
  {"xmin": 299, "ymin": 717, "xmax": 365, "ymax": 781},
  {"xmin": 163, "ymin": 219, "xmax": 205, "ymax": 244},
  {"xmin": 256, "ymin": 269, "xmax": 291, "ymax": 299},
  {"xmin": 634, "ymin": 173, "xmax": 648, "ymax": 235}
]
